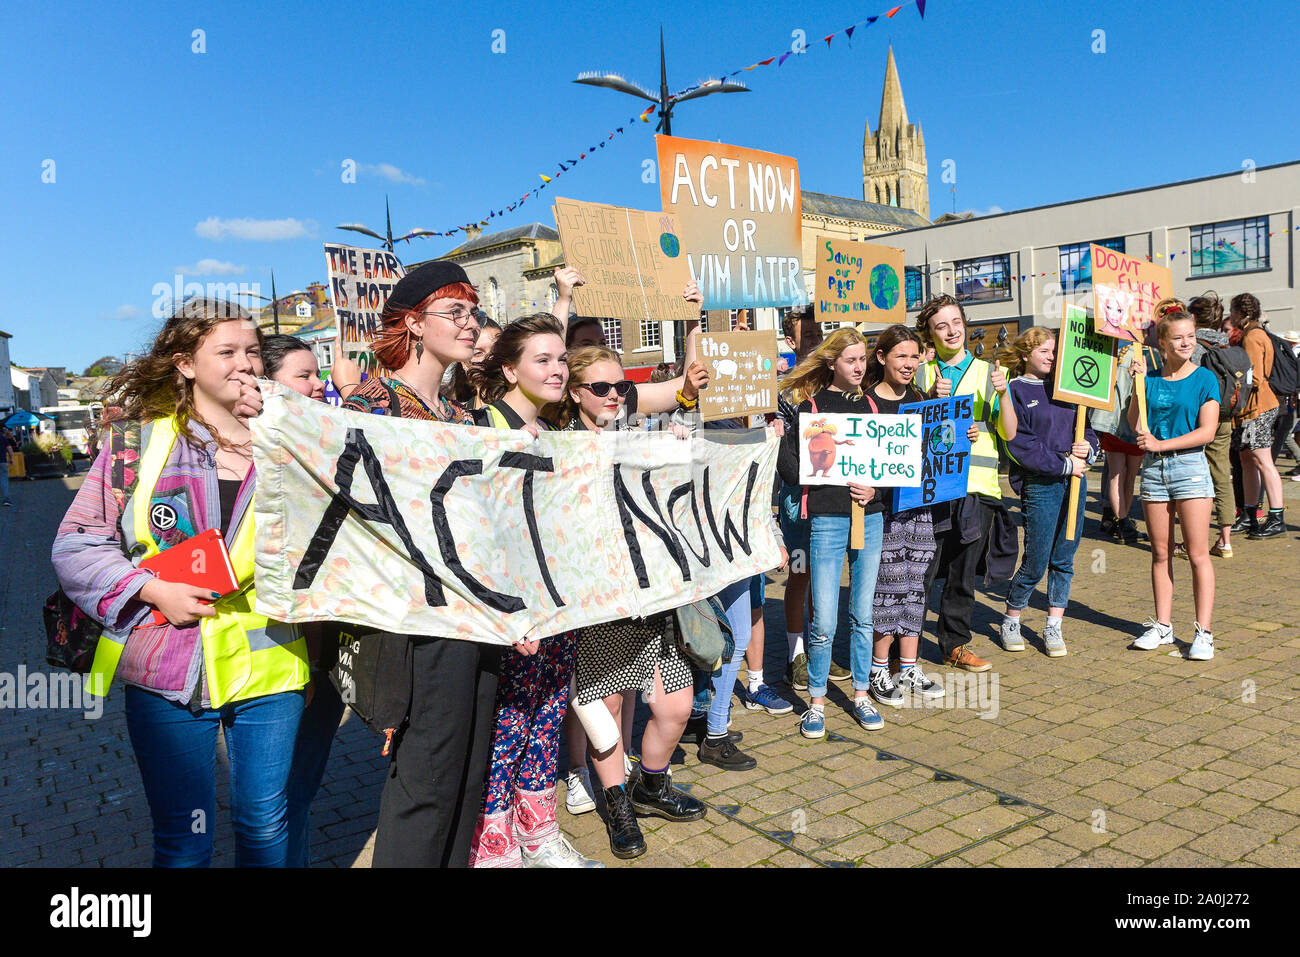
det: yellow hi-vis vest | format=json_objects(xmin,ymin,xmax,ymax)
[
  {"xmin": 917, "ymin": 356, "xmax": 1003, "ymax": 499},
  {"xmin": 86, "ymin": 416, "xmax": 308, "ymax": 707}
]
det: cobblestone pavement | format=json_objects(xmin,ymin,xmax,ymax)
[{"xmin": 3, "ymin": 465, "xmax": 1299, "ymax": 868}]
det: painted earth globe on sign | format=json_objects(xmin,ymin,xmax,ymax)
[
  {"xmin": 869, "ymin": 263, "xmax": 900, "ymax": 311},
  {"xmin": 659, "ymin": 232, "xmax": 680, "ymax": 258},
  {"xmin": 929, "ymin": 419, "xmax": 956, "ymax": 455}
]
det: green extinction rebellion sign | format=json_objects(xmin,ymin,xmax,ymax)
[{"xmin": 1054, "ymin": 302, "xmax": 1117, "ymax": 411}]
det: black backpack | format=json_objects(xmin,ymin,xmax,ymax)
[
  {"xmin": 1199, "ymin": 343, "xmax": 1253, "ymax": 421},
  {"xmin": 1261, "ymin": 328, "xmax": 1300, "ymax": 398}
]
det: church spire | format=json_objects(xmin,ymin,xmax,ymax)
[{"xmin": 878, "ymin": 45, "xmax": 909, "ymax": 144}]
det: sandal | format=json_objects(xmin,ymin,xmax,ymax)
[{"xmin": 1173, "ymin": 542, "xmax": 1189, "ymax": 560}]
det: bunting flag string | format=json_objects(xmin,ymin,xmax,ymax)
[
  {"xmin": 679, "ymin": 0, "xmax": 927, "ymax": 96},
  {"xmin": 399, "ymin": 1, "xmax": 930, "ymax": 245}
]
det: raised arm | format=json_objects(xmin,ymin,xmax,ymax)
[
  {"xmin": 550, "ymin": 266, "xmax": 585, "ymax": 331},
  {"xmin": 635, "ymin": 280, "xmax": 707, "ymax": 414}
]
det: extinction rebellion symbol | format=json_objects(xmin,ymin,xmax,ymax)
[
  {"xmin": 1072, "ymin": 355, "xmax": 1100, "ymax": 388},
  {"xmin": 150, "ymin": 502, "xmax": 178, "ymax": 531}
]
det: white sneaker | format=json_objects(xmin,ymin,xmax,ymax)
[
  {"xmin": 1133, "ymin": 618, "xmax": 1175, "ymax": 650},
  {"xmin": 1188, "ymin": 623, "xmax": 1214, "ymax": 661},
  {"xmin": 564, "ymin": 768, "xmax": 596, "ymax": 815},
  {"xmin": 999, "ymin": 616, "xmax": 1025, "ymax": 652},
  {"xmin": 520, "ymin": 835, "xmax": 604, "ymax": 868}
]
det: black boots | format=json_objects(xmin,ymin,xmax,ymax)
[
  {"xmin": 602, "ymin": 786, "xmax": 646, "ymax": 860},
  {"xmin": 678, "ymin": 714, "xmax": 742, "ymax": 746},
  {"xmin": 1230, "ymin": 510, "xmax": 1257, "ymax": 535},
  {"xmin": 1249, "ymin": 511, "xmax": 1286, "ymax": 539},
  {"xmin": 630, "ymin": 768, "xmax": 706, "ymax": 822}
]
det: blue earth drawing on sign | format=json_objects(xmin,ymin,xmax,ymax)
[
  {"xmin": 869, "ymin": 263, "xmax": 900, "ymax": 310},
  {"xmin": 659, "ymin": 233, "xmax": 680, "ymax": 258},
  {"xmin": 929, "ymin": 419, "xmax": 956, "ymax": 455}
]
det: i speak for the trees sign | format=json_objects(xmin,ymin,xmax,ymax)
[{"xmin": 657, "ymin": 135, "xmax": 805, "ymax": 311}]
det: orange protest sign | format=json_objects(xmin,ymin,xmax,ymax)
[
  {"xmin": 814, "ymin": 237, "xmax": 904, "ymax": 325},
  {"xmin": 1091, "ymin": 244, "xmax": 1173, "ymax": 345}
]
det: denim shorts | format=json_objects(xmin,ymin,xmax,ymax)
[
  {"xmin": 1140, "ymin": 449, "xmax": 1214, "ymax": 502},
  {"xmin": 778, "ymin": 483, "xmax": 810, "ymax": 561}
]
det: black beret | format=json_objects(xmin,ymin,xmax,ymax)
[{"xmin": 385, "ymin": 260, "xmax": 472, "ymax": 313}]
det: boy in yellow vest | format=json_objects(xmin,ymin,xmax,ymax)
[{"xmin": 914, "ymin": 295, "xmax": 1018, "ymax": 672}]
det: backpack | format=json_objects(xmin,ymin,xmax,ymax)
[
  {"xmin": 1260, "ymin": 328, "xmax": 1300, "ymax": 398},
  {"xmin": 1199, "ymin": 344, "xmax": 1253, "ymax": 421}
]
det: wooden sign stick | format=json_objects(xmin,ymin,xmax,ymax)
[
  {"xmin": 851, "ymin": 500, "xmax": 865, "ymax": 550},
  {"xmin": 1065, "ymin": 405, "xmax": 1086, "ymax": 541}
]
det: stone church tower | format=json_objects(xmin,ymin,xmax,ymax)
[{"xmin": 862, "ymin": 46, "xmax": 929, "ymax": 220}]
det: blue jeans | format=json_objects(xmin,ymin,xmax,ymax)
[
  {"xmin": 124, "ymin": 685, "xmax": 304, "ymax": 867},
  {"xmin": 707, "ymin": 578, "xmax": 755, "ymax": 736},
  {"xmin": 1006, "ymin": 477, "xmax": 1085, "ymax": 611},
  {"xmin": 808, "ymin": 512, "xmax": 883, "ymax": 698},
  {"xmin": 285, "ymin": 675, "xmax": 345, "ymax": 867},
  {"xmin": 0, "ymin": 464, "xmax": 9, "ymax": 501}
]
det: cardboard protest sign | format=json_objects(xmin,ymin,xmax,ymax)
[
  {"xmin": 1091, "ymin": 244, "xmax": 1172, "ymax": 345},
  {"xmin": 252, "ymin": 385, "xmax": 781, "ymax": 645},
  {"xmin": 1055, "ymin": 302, "xmax": 1117, "ymax": 411},
  {"xmin": 553, "ymin": 197, "xmax": 696, "ymax": 323},
  {"xmin": 815, "ymin": 238, "xmax": 905, "ymax": 325},
  {"xmin": 324, "ymin": 244, "xmax": 405, "ymax": 370},
  {"xmin": 797, "ymin": 412, "xmax": 923, "ymax": 487},
  {"xmin": 656, "ymin": 134, "xmax": 805, "ymax": 311},
  {"xmin": 893, "ymin": 396, "xmax": 974, "ymax": 510},
  {"xmin": 698, "ymin": 331, "xmax": 778, "ymax": 421}
]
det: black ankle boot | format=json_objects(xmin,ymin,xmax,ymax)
[
  {"xmin": 602, "ymin": 785, "xmax": 646, "ymax": 859},
  {"xmin": 1248, "ymin": 512, "xmax": 1286, "ymax": 539},
  {"xmin": 1230, "ymin": 510, "xmax": 1257, "ymax": 534},
  {"xmin": 678, "ymin": 714, "xmax": 742, "ymax": 746},
  {"xmin": 630, "ymin": 768, "xmax": 706, "ymax": 822}
]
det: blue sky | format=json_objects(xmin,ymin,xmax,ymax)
[{"xmin": 5, "ymin": 0, "xmax": 1298, "ymax": 372}]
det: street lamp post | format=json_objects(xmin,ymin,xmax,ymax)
[
  {"xmin": 575, "ymin": 26, "xmax": 749, "ymax": 361},
  {"xmin": 337, "ymin": 195, "xmax": 436, "ymax": 253},
  {"xmin": 241, "ymin": 272, "xmax": 307, "ymax": 336}
]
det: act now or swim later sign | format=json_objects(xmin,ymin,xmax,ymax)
[
  {"xmin": 657, "ymin": 134, "xmax": 805, "ymax": 311},
  {"xmin": 797, "ymin": 412, "xmax": 923, "ymax": 487}
]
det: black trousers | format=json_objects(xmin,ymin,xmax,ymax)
[
  {"xmin": 372, "ymin": 636, "xmax": 503, "ymax": 868},
  {"xmin": 923, "ymin": 496, "xmax": 992, "ymax": 658}
]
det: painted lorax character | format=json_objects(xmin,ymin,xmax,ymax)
[{"xmin": 803, "ymin": 418, "xmax": 855, "ymax": 477}]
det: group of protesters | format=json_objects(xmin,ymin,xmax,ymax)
[{"xmin": 51, "ymin": 258, "xmax": 1293, "ymax": 869}]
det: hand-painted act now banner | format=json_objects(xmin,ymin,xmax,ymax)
[{"xmin": 252, "ymin": 386, "xmax": 781, "ymax": 645}]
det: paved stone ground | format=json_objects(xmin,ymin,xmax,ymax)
[{"xmin": 3, "ymin": 462, "xmax": 1300, "ymax": 868}]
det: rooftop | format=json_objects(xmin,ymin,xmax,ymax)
[
  {"xmin": 802, "ymin": 191, "xmax": 929, "ymax": 229},
  {"xmin": 439, "ymin": 223, "xmax": 560, "ymax": 259}
]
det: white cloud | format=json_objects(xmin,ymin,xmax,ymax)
[
  {"xmin": 360, "ymin": 162, "xmax": 426, "ymax": 185},
  {"xmin": 194, "ymin": 217, "xmax": 315, "ymax": 241},
  {"xmin": 175, "ymin": 259, "xmax": 248, "ymax": 276},
  {"xmin": 111, "ymin": 304, "xmax": 142, "ymax": 320},
  {"xmin": 963, "ymin": 205, "xmax": 1004, "ymax": 218}
]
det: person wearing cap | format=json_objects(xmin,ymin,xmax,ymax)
[{"xmin": 342, "ymin": 260, "xmax": 508, "ymax": 867}]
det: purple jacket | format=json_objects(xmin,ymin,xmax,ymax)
[{"xmin": 1004, "ymin": 377, "xmax": 1099, "ymax": 495}]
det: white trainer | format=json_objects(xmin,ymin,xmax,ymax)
[
  {"xmin": 564, "ymin": 768, "xmax": 596, "ymax": 815},
  {"xmin": 1133, "ymin": 618, "xmax": 1175, "ymax": 651},
  {"xmin": 1188, "ymin": 623, "xmax": 1214, "ymax": 661},
  {"xmin": 520, "ymin": 835, "xmax": 605, "ymax": 868},
  {"xmin": 999, "ymin": 616, "xmax": 1026, "ymax": 652}
]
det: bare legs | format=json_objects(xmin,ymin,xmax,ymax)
[
  {"xmin": 1143, "ymin": 497, "xmax": 1215, "ymax": 628},
  {"xmin": 589, "ymin": 667, "xmax": 690, "ymax": 790}
]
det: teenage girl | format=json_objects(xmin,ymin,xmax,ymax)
[{"xmin": 1129, "ymin": 300, "xmax": 1220, "ymax": 660}]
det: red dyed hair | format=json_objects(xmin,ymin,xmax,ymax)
[{"xmin": 371, "ymin": 281, "xmax": 479, "ymax": 372}]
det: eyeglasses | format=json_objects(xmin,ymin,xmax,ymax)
[
  {"xmin": 422, "ymin": 306, "xmax": 481, "ymax": 331},
  {"xmin": 579, "ymin": 380, "xmax": 633, "ymax": 398}
]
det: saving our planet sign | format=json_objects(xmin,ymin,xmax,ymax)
[{"xmin": 814, "ymin": 238, "xmax": 905, "ymax": 326}]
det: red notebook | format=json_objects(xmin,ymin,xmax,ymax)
[{"xmin": 140, "ymin": 528, "xmax": 240, "ymax": 626}]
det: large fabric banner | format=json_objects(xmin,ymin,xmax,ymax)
[{"xmin": 252, "ymin": 386, "xmax": 781, "ymax": 645}]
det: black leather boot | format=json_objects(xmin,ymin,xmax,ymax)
[
  {"xmin": 678, "ymin": 714, "xmax": 741, "ymax": 746},
  {"xmin": 1248, "ymin": 511, "xmax": 1286, "ymax": 539},
  {"xmin": 1230, "ymin": 510, "xmax": 1257, "ymax": 534},
  {"xmin": 602, "ymin": 785, "xmax": 646, "ymax": 860},
  {"xmin": 630, "ymin": 768, "xmax": 706, "ymax": 822}
]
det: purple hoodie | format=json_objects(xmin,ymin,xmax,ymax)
[{"xmin": 1004, "ymin": 376, "xmax": 1099, "ymax": 495}]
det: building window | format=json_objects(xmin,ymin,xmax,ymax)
[
  {"xmin": 1190, "ymin": 217, "xmax": 1269, "ymax": 277},
  {"xmin": 320, "ymin": 341, "xmax": 333, "ymax": 367},
  {"xmin": 905, "ymin": 267, "xmax": 924, "ymax": 309},
  {"xmin": 640, "ymin": 321, "xmax": 661, "ymax": 349},
  {"xmin": 1059, "ymin": 238, "xmax": 1124, "ymax": 292},
  {"xmin": 600, "ymin": 318, "xmax": 623, "ymax": 352},
  {"xmin": 548, "ymin": 283, "xmax": 559, "ymax": 310},
  {"xmin": 820, "ymin": 321, "xmax": 840, "ymax": 336},
  {"xmin": 953, "ymin": 254, "xmax": 1012, "ymax": 303},
  {"xmin": 487, "ymin": 278, "xmax": 500, "ymax": 321}
]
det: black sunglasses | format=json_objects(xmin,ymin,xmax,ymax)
[{"xmin": 579, "ymin": 380, "xmax": 633, "ymax": 398}]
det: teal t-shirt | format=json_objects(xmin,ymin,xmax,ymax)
[{"xmin": 1144, "ymin": 366, "xmax": 1219, "ymax": 442}]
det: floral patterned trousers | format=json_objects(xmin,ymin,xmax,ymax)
[{"xmin": 468, "ymin": 631, "xmax": 577, "ymax": 868}]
